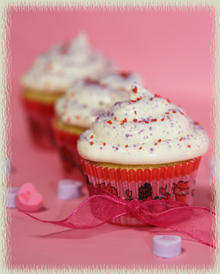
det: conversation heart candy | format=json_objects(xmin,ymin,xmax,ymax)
[
  {"xmin": 152, "ymin": 235, "xmax": 182, "ymax": 258},
  {"xmin": 57, "ymin": 179, "xmax": 82, "ymax": 200},
  {"xmin": 16, "ymin": 183, "xmax": 43, "ymax": 212},
  {"xmin": 5, "ymin": 187, "xmax": 20, "ymax": 208}
]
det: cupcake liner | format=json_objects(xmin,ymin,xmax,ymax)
[
  {"xmin": 52, "ymin": 121, "xmax": 82, "ymax": 177},
  {"xmin": 80, "ymin": 157, "xmax": 201, "ymax": 226},
  {"xmin": 22, "ymin": 97, "xmax": 56, "ymax": 149}
]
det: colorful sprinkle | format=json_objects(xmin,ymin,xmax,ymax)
[
  {"xmin": 172, "ymin": 110, "xmax": 177, "ymax": 113},
  {"xmin": 125, "ymin": 145, "xmax": 128, "ymax": 148},
  {"xmin": 194, "ymin": 122, "xmax": 199, "ymax": 125},
  {"xmin": 103, "ymin": 143, "xmax": 106, "ymax": 146},
  {"xmin": 90, "ymin": 142, "xmax": 94, "ymax": 146},
  {"xmin": 107, "ymin": 120, "xmax": 112, "ymax": 125},
  {"xmin": 133, "ymin": 119, "xmax": 137, "ymax": 122},
  {"xmin": 134, "ymin": 110, "xmax": 137, "ymax": 115},
  {"xmin": 165, "ymin": 112, "xmax": 169, "ymax": 115},
  {"xmin": 161, "ymin": 118, "xmax": 164, "ymax": 121},
  {"xmin": 45, "ymin": 63, "xmax": 53, "ymax": 70},
  {"xmin": 154, "ymin": 143, "xmax": 158, "ymax": 146},
  {"xmin": 139, "ymin": 147, "xmax": 142, "ymax": 149},
  {"xmin": 180, "ymin": 138, "xmax": 182, "ymax": 141},
  {"xmin": 180, "ymin": 111, "xmax": 185, "ymax": 115},
  {"xmin": 187, "ymin": 145, "xmax": 191, "ymax": 148},
  {"xmin": 136, "ymin": 96, "xmax": 142, "ymax": 101},
  {"xmin": 114, "ymin": 117, "xmax": 117, "ymax": 120},
  {"xmin": 120, "ymin": 72, "xmax": 130, "ymax": 78},
  {"xmin": 90, "ymin": 135, "xmax": 94, "ymax": 139},
  {"xmin": 132, "ymin": 87, "xmax": 137, "ymax": 93},
  {"xmin": 158, "ymin": 139, "xmax": 161, "ymax": 142},
  {"xmin": 167, "ymin": 116, "xmax": 170, "ymax": 119},
  {"xmin": 60, "ymin": 42, "xmax": 70, "ymax": 54},
  {"xmin": 84, "ymin": 78, "xmax": 100, "ymax": 86},
  {"xmin": 151, "ymin": 119, "xmax": 157, "ymax": 122},
  {"xmin": 145, "ymin": 121, "xmax": 149, "ymax": 124}
]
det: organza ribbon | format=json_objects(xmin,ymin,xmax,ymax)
[{"xmin": 26, "ymin": 187, "xmax": 214, "ymax": 247}]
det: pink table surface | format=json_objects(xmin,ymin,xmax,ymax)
[{"xmin": 5, "ymin": 6, "xmax": 215, "ymax": 269}]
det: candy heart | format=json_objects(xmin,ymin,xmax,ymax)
[
  {"xmin": 16, "ymin": 183, "xmax": 43, "ymax": 212},
  {"xmin": 5, "ymin": 187, "xmax": 20, "ymax": 208},
  {"xmin": 57, "ymin": 179, "xmax": 82, "ymax": 200}
]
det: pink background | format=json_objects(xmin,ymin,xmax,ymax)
[{"xmin": 8, "ymin": 6, "xmax": 214, "ymax": 268}]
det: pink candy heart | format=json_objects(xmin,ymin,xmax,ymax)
[{"xmin": 16, "ymin": 183, "xmax": 43, "ymax": 212}]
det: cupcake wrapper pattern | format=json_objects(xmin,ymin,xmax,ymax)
[
  {"xmin": 52, "ymin": 122, "xmax": 82, "ymax": 177},
  {"xmin": 22, "ymin": 98, "xmax": 56, "ymax": 149},
  {"xmin": 80, "ymin": 157, "xmax": 201, "ymax": 226}
]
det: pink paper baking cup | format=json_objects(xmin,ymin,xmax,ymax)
[
  {"xmin": 22, "ymin": 97, "xmax": 56, "ymax": 150},
  {"xmin": 80, "ymin": 157, "xmax": 201, "ymax": 226},
  {"xmin": 52, "ymin": 121, "xmax": 82, "ymax": 178}
]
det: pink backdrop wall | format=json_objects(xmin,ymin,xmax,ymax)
[{"xmin": 10, "ymin": 7, "xmax": 214, "ymax": 133}]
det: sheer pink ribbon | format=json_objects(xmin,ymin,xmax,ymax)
[{"xmin": 25, "ymin": 187, "xmax": 215, "ymax": 247}]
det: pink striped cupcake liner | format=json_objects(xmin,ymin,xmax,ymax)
[
  {"xmin": 80, "ymin": 157, "xmax": 201, "ymax": 226},
  {"xmin": 22, "ymin": 97, "xmax": 56, "ymax": 149},
  {"xmin": 52, "ymin": 120, "xmax": 82, "ymax": 178}
]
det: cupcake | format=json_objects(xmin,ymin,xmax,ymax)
[
  {"xmin": 53, "ymin": 77, "xmax": 133, "ymax": 177},
  {"xmin": 21, "ymin": 32, "xmax": 115, "ymax": 149},
  {"xmin": 77, "ymin": 83, "xmax": 209, "ymax": 226}
]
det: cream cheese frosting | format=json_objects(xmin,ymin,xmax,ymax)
[
  {"xmin": 55, "ymin": 78, "xmax": 130, "ymax": 129},
  {"xmin": 77, "ymin": 83, "xmax": 209, "ymax": 164},
  {"xmin": 100, "ymin": 71, "xmax": 143, "ymax": 91},
  {"xmin": 21, "ymin": 32, "xmax": 115, "ymax": 92}
]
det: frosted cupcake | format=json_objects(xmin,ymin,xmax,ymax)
[
  {"xmin": 21, "ymin": 32, "xmax": 114, "ymax": 149},
  {"xmin": 53, "ymin": 78, "xmax": 131, "ymax": 177},
  {"xmin": 77, "ymin": 83, "xmax": 209, "ymax": 226}
]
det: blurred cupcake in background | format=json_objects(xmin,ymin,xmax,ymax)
[
  {"xmin": 78, "ymin": 83, "xmax": 209, "ymax": 226},
  {"xmin": 21, "ymin": 32, "xmax": 115, "ymax": 149},
  {"xmin": 53, "ymin": 76, "xmax": 143, "ymax": 178}
]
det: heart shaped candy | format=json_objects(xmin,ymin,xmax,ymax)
[{"xmin": 16, "ymin": 183, "xmax": 43, "ymax": 212}]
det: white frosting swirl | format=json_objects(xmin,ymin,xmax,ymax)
[
  {"xmin": 21, "ymin": 32, "xmax": 115, "ymax": 92},
  {"xmin": 77, "ymin": 83, "xmax": 209, "ymax": 164},
  {"xmin": 55, "ymin": 78, "xmax": 130, "ymax": 129},
  {"xmin": 100, "ymin": 71, "xmax": 143, "ymax": 91}
]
